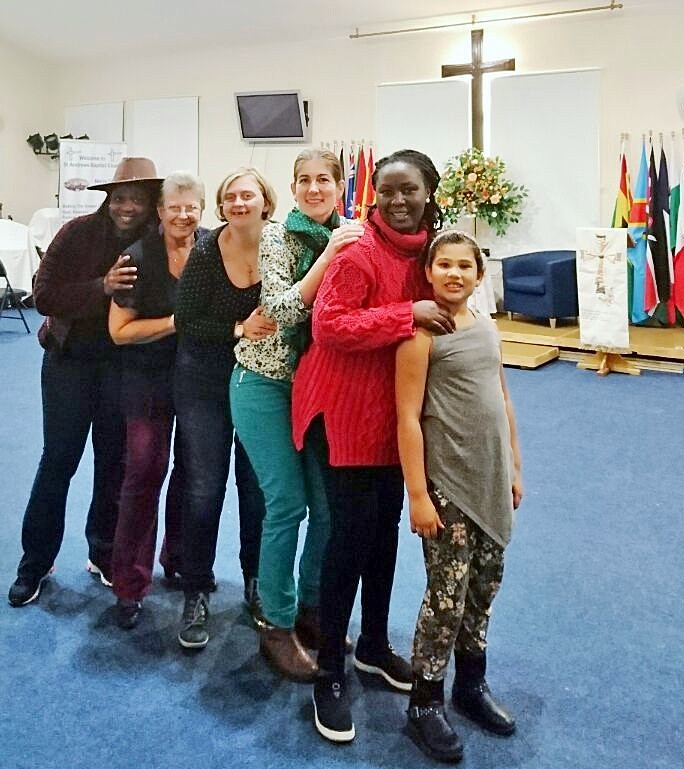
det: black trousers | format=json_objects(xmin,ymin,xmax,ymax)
[
  {"xmin": 18, "ymin": 348, "xmax": 125, "ymax": 579},
  {"xmin": 309, "ymin": 420, "xmax": 404, "ymax": 676}
]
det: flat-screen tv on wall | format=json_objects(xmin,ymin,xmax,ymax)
[{"xmin": 235, "ymin": 90, "xmax": 309, "ymax": 143}]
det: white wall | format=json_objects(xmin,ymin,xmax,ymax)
[
  {"xmin": 0, "ymin": 41, "xmax": 60, "ymax": 223},
  {"xmin": 9, "ymin": 4, "xmax": 684, "ymax": 231}
]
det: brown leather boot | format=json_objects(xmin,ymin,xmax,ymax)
[
  {"xmin": 294, "ymin": 605, "xmax": 322, "ymax": 649},
  {"xmin": 295, "ymin": 605, "xmax": 353, "ymax": 655},
  {"xmin": 259, "ymin": 625, "xmax": 318, "ymax": 682}
]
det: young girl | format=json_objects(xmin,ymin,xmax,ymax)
[{"xmin": 396, "ymin": 230, "xmax": 523, "ymax": 763}]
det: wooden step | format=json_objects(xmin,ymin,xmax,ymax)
[{"xmin": 502, "ymin": 341, "xmax": 559, "ymax": 369}]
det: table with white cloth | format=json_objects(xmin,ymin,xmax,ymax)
[
  {"xmin": 28, "ymin": 207, "xmax": 61, "ymax": 252},
  {"xmin": 0, "ymin": 220, "xmax": 41, "ymax": 295}
]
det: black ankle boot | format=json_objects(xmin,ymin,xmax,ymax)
[
  {"xmin": 452, "ymin": 651, "xmax": 516, "ymax": 736},
  {"xmin": 407, "ymin": 676, "xmax": 463, "ymax": 763},
  {"xmin": 243, "ymin": 576, "xmax": 267, "ymax": 628}
]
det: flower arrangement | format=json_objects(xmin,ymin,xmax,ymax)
[{"xmin": 436, "ymin": 147, "xmax": 528, "ymax": 237}]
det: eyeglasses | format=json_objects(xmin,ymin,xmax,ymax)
[{"xmin": 164, "ymin": 205, "xmax": 201, "ymax": 216}]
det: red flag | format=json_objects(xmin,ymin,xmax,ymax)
[
  {"xmin": 353, "ymin": 146, "xmax": 366, "ymax": 220},
  {"xmin": 673, "ymin": 162, "xmax": 684, "ymax": 318},
  {"xmin": 612, "ymin": 152, "xmax": 633, "ymax": 228},
  {"xmin": 361, "ymin": 147, "xmax": 376, "ymax": 220}
]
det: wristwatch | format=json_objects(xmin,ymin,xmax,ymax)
[{"xmin": 234, "ymin": 322, "xmax": 244, "ymax": 339}]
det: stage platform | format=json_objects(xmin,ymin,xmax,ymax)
[{"xmin": 496, "ymin": 316, "xmax": 684, "ymax": 373}]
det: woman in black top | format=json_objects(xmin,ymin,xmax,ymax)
[
  {"xmin": 173, "ymin": 167, "xmax": 278, "ymax": 650},
  {"xmin": 108, "ymin": 171, "xmax": 206, "ymax": 629}
]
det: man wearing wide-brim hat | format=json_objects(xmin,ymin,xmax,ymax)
[{"xmin": 8, "ymin": 157, "xmax": 163, "ymax": 608}]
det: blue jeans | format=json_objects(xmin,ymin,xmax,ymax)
[
  {"xmin": 230, "ymin": 365, "xmax": 329, "ymax": 629},
  {"xmin": 17, "ymin": 348, "xmax": 125, "ymax": 579},
  {"xmin": 175, "ymin": 347, "xmax": 265, "ymax": 594}
]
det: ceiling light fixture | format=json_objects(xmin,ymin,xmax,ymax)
[{"xmin": 350, "ymin": 1, "xmax": 623, "ymax": 39}]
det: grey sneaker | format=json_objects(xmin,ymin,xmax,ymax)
[{"xmin": 177, "ymin": 592, "xmax": 209, "ymax": 649}]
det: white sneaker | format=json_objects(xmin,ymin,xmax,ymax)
[{"xmin": 86, "ymin": 559, "xmax": 112, "ymax": 588}]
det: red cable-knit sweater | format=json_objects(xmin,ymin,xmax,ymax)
[{"xmin": 292, "ymin": 210, "xmax": 432, "ymax": 466}]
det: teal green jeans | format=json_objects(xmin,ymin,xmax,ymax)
[{"xmin": 229, "ymin": 365, "xmax": 329, "ymax": 629}]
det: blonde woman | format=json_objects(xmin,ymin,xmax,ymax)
[{"xmin": 173, "ymin": 168, "xmax": 278, "ymax": 649}]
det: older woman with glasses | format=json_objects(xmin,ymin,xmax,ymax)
[{"xmin": 108, "ymin": 171, "xmax": 207, "ymax": 629}]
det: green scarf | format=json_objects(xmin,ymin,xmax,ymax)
[{"xmin": 283, "ymin": 207, "xmax": 340, "ymax": 367}]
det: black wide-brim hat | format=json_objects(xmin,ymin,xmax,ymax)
[{"xmin": 88, "ymin": 156, "xmax": 163, "ymax": 192}]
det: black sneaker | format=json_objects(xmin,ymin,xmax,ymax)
[
  {"xmin": 8, "ymin": 568, "xmax": 53, "ymax": 607},
  {"xmin": 312, "ymin": 674, "xmax": 355, "ymax": 743},
  {"xmin": 116, "ymin": 599, "xmax": 143, "ymax": 630},
  {"xmin": 353, "ymin": 636, "xmax": 412, "ymax": 692},
  {"xmin": 177, "ymin": 592, "xmax": 209, "ymax": 649}
]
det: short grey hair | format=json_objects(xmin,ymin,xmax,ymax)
[{"xmin": 161, "ymin": 171, "xmax": 206, "ymax": 210}]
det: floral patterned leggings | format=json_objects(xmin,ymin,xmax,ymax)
[{"xmin": 411, "ymin": 490, "xmax": 505, "ymax": 681}]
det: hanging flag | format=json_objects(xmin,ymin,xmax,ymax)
[
  {"xmin": 644, "ymin": 146, "xmax": 661, "ymax": 315},
  {"xmin": 645, "ymin": 145, "xmax": 671, "ymax": 320},
  {"xmin": 361, "ymin": 146, "xmax": 376, "ymax": 220},
  {"xmin": 672, "ymin": 159, "xmax": 684, "ymax": 318},
  {"xmin": 353, "ymin": 146, "xmax": 366, "ymax": 220},
  {"xmin": 667, "ymin": 136, "xmax": 681, "ymax": 323},
  {"xmin": 656, "ymin": 146, "xmax": 675, "ymax": 326},
  {"xmin": 345, "ymin": 146, "xmax": 356, "ymax": 219},
  {"xmin": 668, "ymin": 135, "xmax": 681, "ymax": 253},
  {"xmin": 336, "ymin": 143, "xmax": 346, "ymax": 217},
  {"xmin": 627, "ymin": 141, "xmax": 649, "ymax": 324},
  {"xmin": 612, "ymin": 150, "xmax": 633, "ymax": 229}
]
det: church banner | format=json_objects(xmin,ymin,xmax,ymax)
[
  {"xmin": 59, "ymin": 140, "xmax": 126, "ymax": 225},
  {"xmin": 576, "ymin": 227, "xmax": 629, "ymax": 352}
]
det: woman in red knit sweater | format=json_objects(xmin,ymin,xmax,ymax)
[{"xmin": 291, "ymin": 149, "xmax": 455, "ymax": 743}]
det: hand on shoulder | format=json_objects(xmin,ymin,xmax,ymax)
[
  {"xmin": 322, "ymin": 222, "xmax": 365, "ymax": 263},
  {"xmin": 412, "ymin": 300, "xmax": 455, "ymax": 335}
]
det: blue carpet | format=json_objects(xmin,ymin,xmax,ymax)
[{"xmin": 0, "ymin": 310, "xmax": 682, "ymax": 769}]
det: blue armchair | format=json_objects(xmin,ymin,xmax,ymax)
[{"xmin": 502, "ymin": 250, "xmax": 578, "ymax": 327}]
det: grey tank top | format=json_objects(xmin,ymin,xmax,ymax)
[{"xmin": 422, "ymin": 313, "xmax": 513, "ymax": 547}]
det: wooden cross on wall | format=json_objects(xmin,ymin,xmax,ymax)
[{"xmin": 441, "ymin": 29, "xmax": 515, "ymax": 150}]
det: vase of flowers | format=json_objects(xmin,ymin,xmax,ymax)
[{"xmin": 436, "ymin": 147, "xmax": 528, "ymax": 237}]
